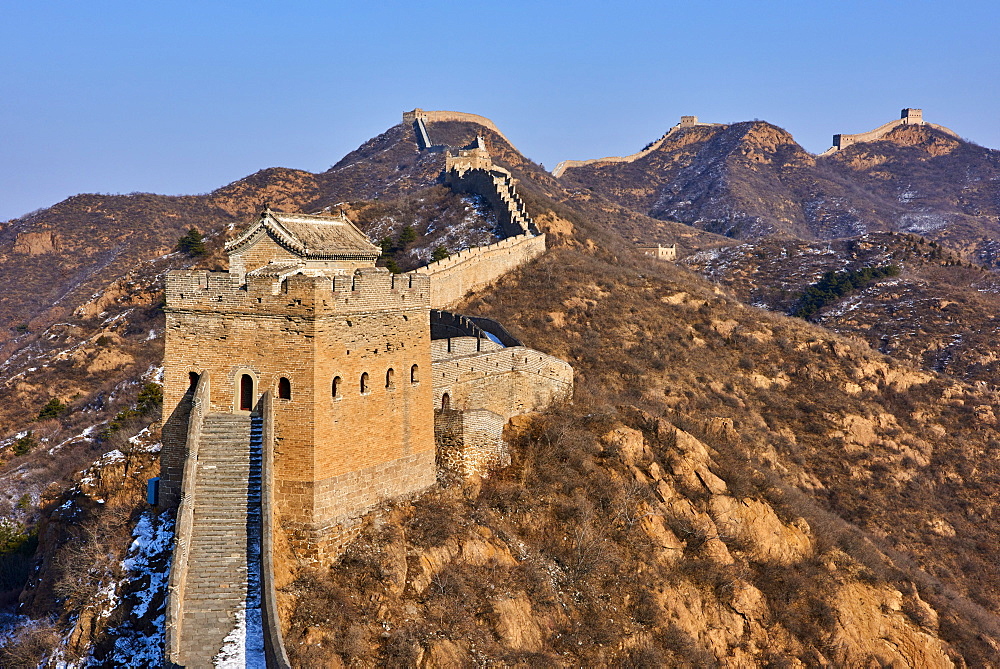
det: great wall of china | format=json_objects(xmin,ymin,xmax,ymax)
[
  {"xmin": 553, "ymin": 109, "xmax": 959, "ymax": 173},
  {"xmin": 820, "ymin": 108, "xmax": 960, "ymax": 155},
  {"xmin": 161, "ymin": 111, "xmax": 566, "ymax": 666},
  {"xmin": 414, "ymin": 118, "xmax": 545, "ymax": 307},
  {"xmin": 552, "ymin": 115, "xmax": 724, "ymax": 177},
  {"xmin": 161, "ymin": 105, "xmax": 959, "ymax": 665},
  {"xmin": 403, "ymin": 108, "xmax": 522, "ymax": 155}
]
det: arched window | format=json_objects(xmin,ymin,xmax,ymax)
[
  {"xmin": 385, "ymin": 368, "xmax": 395, "ymax": 389},
  {"xmin": 332, "ymin": 376, "xmax": 341, "ymax": 398},
  {"xmin": 188, "ymin": 371, "xmax": 200, "ymax": 391},
  {"xmin": 360, "ymin": 372, "xmax": 369, "ymax": 395},
  {"xmin": 239, "ymin": 374, "xmax": 254, "ymax": 411},
  {"xmin": 441, "ymin": 393, "xmax": 450, "ymax": 410},
  {"xmin": 278, "ymin": 377, "xmax": 291, "ymax": 400},
  {"xmin": 410, "ymin": 364, "xmax": 419, "ymax": 384}
]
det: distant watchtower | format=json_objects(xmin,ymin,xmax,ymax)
[
  {"xmin": 161, "ymin": 208, "xmax": 436, "ymax": 558},
  {"xmin": 901, "ymin": 108, "xmax": 923, "ymax": 124}
]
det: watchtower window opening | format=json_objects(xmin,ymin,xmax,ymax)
[
  {"xmin": 410, "ymin": 364, "xmax": 419, "ymax": 384},
  {"xmin": 239, "ymin": 374, "xmax": 254, "ymax": 411},
  {"xmin": 188, "ymin": 372, "xmax": 200, "ymax": 391},
  {"xmin": 360, "ymin": 372, "xmax": 369, "ymax": 395},
  {"xmin": 332, "ymin": 376, "xmax": 342, "ymax": 398},
  {"xmin": 441, "ymin": 393, "xmax": 450, "ymax": 410},
  {"xmin": 386, "ymin": 368, "xmax": 395, "ymax": 389},
  {"xmin": 278, "ymin": 377, "xmax": 291, "ymax": 400}
]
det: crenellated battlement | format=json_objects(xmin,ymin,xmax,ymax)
[{"xmin": 165, "ymin": 267, "xmax": 430, "ymax": 316}]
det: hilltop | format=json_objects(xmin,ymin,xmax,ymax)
[
  {"xmin": 557, "ymin": 113, "xmax": 1000, "ymax": 266},
  {"xmin": 2, "ymin": 108, "xmax": 1000, "ymax": 666}
]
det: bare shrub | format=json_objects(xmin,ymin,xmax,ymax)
[
  {"xmin": 0, "ymin": 620, "xmax": 60, "ymax": 668},
  {"xmin": 406, "ymin": 495, "xmax": 462, "ymax": 548}
]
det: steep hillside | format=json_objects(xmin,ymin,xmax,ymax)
[
  {"xmin": 824, "ymin": 124, "xmax": 1000, "ymax": 263},
  {"xmin": 559, "ymin": 121, "xmax": 862, "ymax": 239},
  {"xmin": 275, "ymin": 228, "xmax": 1000, "ymax": 665},
  {"xmin": 684, "ymin": 233, "xmax": 1000, "ymax": 385}
]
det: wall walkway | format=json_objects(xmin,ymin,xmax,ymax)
[
  {"xmin": 552, "ymin": 117, "xmax": 724, "ymax": 177},
  {"xmin": 820, "ymin": 111, "xmax": 960, "ymax": 155},
  {"xmin": 403, "ymin": 108, "xmax": 521, "ymax": 155},
  {"xmin": 167, "ymin": 412, "xmax": 264, "ymax": 665}
]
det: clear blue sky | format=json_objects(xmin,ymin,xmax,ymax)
[{"xmin": 3, "ymin": 0, "xmax": 998, "ymax": 221}]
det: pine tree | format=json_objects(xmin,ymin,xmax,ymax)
[
  {"xmin": 37, "ymin": 398, "xmax": 67, "ymax": 420},
  {"xmin": 177, "ymin": 227, "xmax": 207, "ymax": 256},
  {"xmin": 397, "ymin": 225, "xmax": 417, "ymax": 247},
  {"xmin": 432, "ymin": 246, "xmax": 450, "ymax": 262}
]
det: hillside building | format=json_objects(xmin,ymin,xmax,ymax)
[{"xmin": 637, "ymin": 243, "xmax": 678, "ymax": 261}]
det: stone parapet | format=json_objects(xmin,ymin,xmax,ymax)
[
  {"xmin": 431, "ymin": 336, "xmax": 504, "ymax": 359},
  {"xmin": 165, "ymin": 268, "xmax": 430, "ymax": 317},
  {"xmin": 164, "ymin": 372, "xmax": 208, "ymax": 665},
  {"xmin": 416, "ymin": 234, "xmax": 546, "ymax": 308},
  {"xmin": 431, "ymin": 345, "xmax": 573, "ymax": 418},
  {"xmin": 260, "ymin": 393, "xmax": 291, "ymax": 668}
]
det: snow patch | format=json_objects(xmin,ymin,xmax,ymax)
[{"xmin": 98, "ymin": 509, "xmax": 175, "ymax": 666}]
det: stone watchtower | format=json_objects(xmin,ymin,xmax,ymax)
[{"xmin": 161, "ymin": 208, "xmax": 436, "ymax": 557}]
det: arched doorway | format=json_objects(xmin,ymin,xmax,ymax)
[
  {"xmin": 441, "ymin": 393, "xmax": 450, "ymax": 410},
  {"xmin": 239, "ymin": 374, "xmax": 254, "ymax": 411}
]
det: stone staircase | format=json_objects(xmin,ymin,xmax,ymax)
[
  {"xmin": 176, "ymin": 412, "xmax": 265, "ymax": 666},
  {"xmin": 491, "ymin": 172, "xmax": 533, "ymax": 234},
  {"xmin": 413, "ymin": 116, "xmax": 432, "ymax": 150}
]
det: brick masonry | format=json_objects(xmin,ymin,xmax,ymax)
[
  {"xmin": 416, "ymin": 233, "xmax": 546, "ymax": 308},
  {"xmin": 435, "ymin": 408, "xmax": 508, "ymax": 479},
  {"xmin": 432, "ymin": 339, "xmax": 574, "ymax": 418},
  {"xmin": 163, "ymin": 263, "xmax": 436, "ymax": 557},
  {"xmin": 430, "ymin": 337, "xmax": 573, "ymax": 477}
]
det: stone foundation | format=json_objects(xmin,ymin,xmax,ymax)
[{"xmin": 278, "ymin": 449, "xmax": 436, "ymax": 561}]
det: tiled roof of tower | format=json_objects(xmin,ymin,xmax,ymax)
[{"xmin": 226, "ymin": 208, "xmax": 380, "ymax": 259}]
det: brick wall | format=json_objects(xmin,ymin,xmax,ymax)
[
  {"xmin": 162, "ymin": 268, "xmax": 436, "ymax": 559},
  {"xmin": 431, "ymin": 345, "xmax": 573, "ymax": 418},
  {"xmin": 416, "ymin": 234, "xmax": 546, "ymax": 308},
  {"xmin": 431, "ymin": 336, "xmax": 504, "ymax": 359}
]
